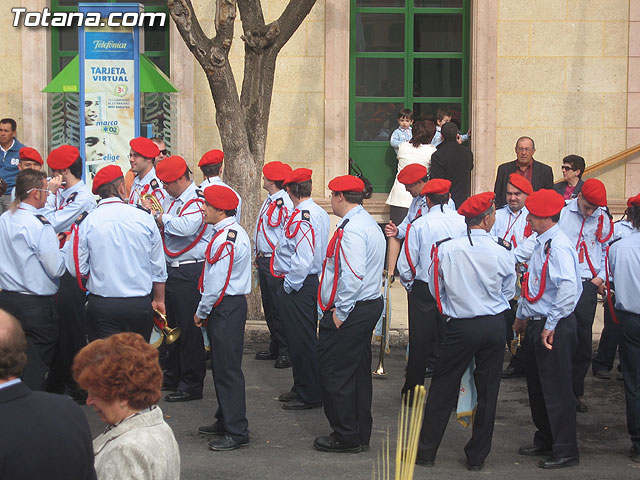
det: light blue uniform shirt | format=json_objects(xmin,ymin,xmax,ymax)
[
  {"xmin": 40, "ymin": 181, "xmax": 96, "ymax": 234},
  {"xmin": 516, "ymin": 224, "xmax": 582, "ymax": 331},
  {"xmin": 490, "ymin": 205, "xmax": 531, "ymax": 248},
  {"xmin": 160, "ymin": 182, "xmax": 210, "ymax": 263},
  {"xmin": 429, "ymin": 229, "xmax": 516, "ymax": 319},
  {"xmin": 319, "ymin": 205, "xmax": 385, "ymax": 322},
  {"xmin": 396, "ymin": 195, "xmax": 427, "ymax": 240},
  {"xmin": 253, "ymin": 188, "xmax": 293, "ymax": 256},
  {"xmin": 128, "ymin": 167, "xmax": 167, "ymax": 206},
  {"xmin": 609, "ymin": 230, "xmax": 640, "ymax": 314},
  {"xmin": 390, "ymin": 126, "xmax": 412, "ymax": 153},
  {"xmin": 558, "ymin": 198, "xmax": 611, "ymax": 280},
  {"xmin": 397, "ymin": 204, "xmax": 466, "ymax": 290},
  {"xmin": 613, "ymin": 219, "xmax": 634, "ymax": 241},
  {"xmin": 0, "ymin": 203, "xmax": 66, "ymax": 295},
  {"xmin": 272, "ymin": 197, "xmax": 330, "ymax": 294},
  {"xmin": 200, "ymin": 176, "xmax": 243, "ymax": 223},
  {"xmin": 196, "ymin": 217, "xmax": 251, "ymax": 318},
  {"xmin": 68, "ymin": 198, "xmax": 167, "ymax": 297}
]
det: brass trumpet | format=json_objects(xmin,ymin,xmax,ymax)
[
  {"xmin": 141, "ymin": 193, "xmax": 163, "ymax": 213},
  {"xmin": 150, "ymin": 308, "xmax": 181, "ymax": 348}
]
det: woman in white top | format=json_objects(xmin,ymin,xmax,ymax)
[{"xmin": 386, "ymin": 120, "xmax": 437, "ymax": 225}]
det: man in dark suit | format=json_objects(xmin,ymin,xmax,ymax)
[
  {"xmin": 494, "ymin": 137, "xmax": 554, "ymax": 208},
  {"xmin": 0, "ymin": 309, "xmax": 96, "ymax": 480},
  {"xmin": 429, "ymin": 122, "xmax": 474, "ymax": 208}
]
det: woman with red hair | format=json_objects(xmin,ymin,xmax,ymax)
[{"xmin": 73, "ymin": 333, "xmax": 180, "ymax": 479}]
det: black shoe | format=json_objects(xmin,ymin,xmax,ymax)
[
  {"xmin": 593, "ymin": 369, "xmax": 611, "ymax": 380},
  {"xmin": 278, "ymin": 391, "xmax": 298, "ymax": 402},
  {"xmin": 501, "ymin": 366, "xmax": 525, "ymax": 379},
  {"xmin": 164, "ymin": 391, "xmax": 203, "ymax": 402},
  {"xmin": 538, "ymin": 456, "xmax": 579, "ymax": 469},
  {"xmin": 199, "ymin": 421, "xmax": 226, "ymax": 435},
  {"xmin": 161, "ymin": 382, "xmax": 178, "ymax": 392},
  {"xmin": 282, "ymin": 400, "xmax": 322, "ymax": 410},
  {"xmin": 274, "ymin": 354, "xmax": 291, "ymax": 369},
  {"xmin": 255, "ymin": 350, "xmax": 278, "ymax": 360},
  {"xmin": 518, "ymin": 445, "xmax": 553, "ymax": 457},
  {"xmin": 208, "ymin": 434, "xmax": 249, "ymax": 451},
  {"xmin": 424, "ymin": 368, "xmax": 435, "ymax": 378},
  {"xmin": 415, "ymin": 456, "xmax": 435, "ymax": 467},
  {"xmin": 630, "ymin": 446, "xmax": 640, "ymax": 463},
  {"xmin": 466, "ymin": 461, "xmax": 484, "ymax": 471},
  {"xmin": 576, "ymin": 397, "xmax": 588, "ymax": 413},
  {"xmin": 313, "ymin": 434, "xmax": 361, "ymax": 453}
]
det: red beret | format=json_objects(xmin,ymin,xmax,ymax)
[
  {"xmin": 328, "ymin": 175, "xmax": 365, "ymax": 193},
  {"xmin": 458, "ymin": 192, "xmax": 495, "ymax": 218},
  {"xmin": 19, "ymin": 147, "xmax": 43, "ymax": 165},
  {"xmin": 581, "ymin": 178, "xmax": 607, "ymax": 207},
  {"xmin": 508, "ymin": 173, "xmax": 533, "ymax": 195},
  {"xmin": 130, "ymin": 137, "xmax": 160, "ymax": 159},
  {"xmin": 627, "ymin": 193, "xmax": 640, "ymax": 208},
  {"xmin": 263, "ymin": 161, "xmax": 292, "ymax": 181},
  {"xmin": 198, "ymin": 149, "xmax": 224, "ymax": 167},
  {"xmin": 203, "ymin": 185, "xmax": 239, "ymax": 210},
  {"xmin": 283, "ymin": 168, "xmax": 312, "ymax": 185},
  {"xmin": 397, "ymin": 164, "xmax": 428, "ymax": 185},
  {"xmin": 421, "ymin": 178, "xmax": 451, "ymax": 196},
  {"xmin": 47, "ymin": 145, "xmax": 80, "ymax": 170},
  {"xmin": 525, "ymin": 189, "xmax": 565, "ymax": 217},
  {"xmin": 156, "ymin": 156, "xmax": 187, "ymax": 183},
  {"xmin": 92, "ymin": 165, "xmax": 124, "ymax": 194}
]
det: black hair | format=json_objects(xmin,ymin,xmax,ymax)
[
  {"xmin": 516, "ymin": 136, "xmax": 536, "ymax": 150},
  {"xmin": 201, "ymin": 164, "xmax": 222, "ymax": 177},
  {"xmin": 551, "ymin": 212, "xmax": 561, "ymax": 223},
  {"xmin": 562, "ymin": 154, "xmax": 586, "ymax": 178},
  {"xmin": 68, "ymin": 156, "xmax": 84, "ymax": 179},
  {"xmin": 626, "ymin": 205, "xmax": 640, "ymax": 230},
  {"xmin": 0, "ymin": 118, "xmax": 17, "ymax": 131},
  {"xmin": 465, "ymin": 205, "xmax": 495, "ymax": 227},
  {"xmin": 441, "ymin": 122, "xmax": 458, "ymax": 142},
  {"xmin": 224, "ymin": 208, "xmax": 237, "ymax": 217},
  {"xmin": 274, "ymin": 179, "xmax": 285, "ymax": 190},
  {"xmin": 97, "ymin": 178, "xmax": 124, "ymax": 199},
  {"xmin": 398, "ymin": 108, "xmax": 413, "ymax": 120},
  {"xmin": 427, "ymin": 193, "xmax": 449, "ymax": 206},
  {"xmin": 287, "ymin": 180, "xmax": 312, "ymax": 199}
]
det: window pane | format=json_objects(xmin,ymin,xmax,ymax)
[
  {"xmin": 356, "ymin": 58, "xmax": 404, "ymax": 97},
  {"xmin": 415, "ymin": 0, "xmax": 463, "ymax": 6},
  {"xmin": 144, "ymin": 24, "xmax": 166, "ymax": 52},
  {"xmin": 355, "ymin": 13, "xmax": 404, "ymax": 52},
  {"xmin": 355, "ymin": 102, "xmax": 405, "ymax": 141},
  {"xmin": 414, "ymin": 14, "xmax": 462, "ymax": 52},
  {"xmin": 413, "ymin": 58, "xmax": 462, "ymax": 97},
  {"xmin": 59, "ymin": 27, "xmax": 78, "ymax": 51},
  {"xmin": 356, "ymin": 0, "xmax": 405, "ymax": 6},
  {"xmin": 413, "ymin": 102, "xmax": 463, "ymax": 128},
  {"xmin": 59, "ymin": 56, "xmax": 75, "ymax": 73},
  {"xmin": 148, "ymin": 56, "xmax": 168, "ymax": 75}
]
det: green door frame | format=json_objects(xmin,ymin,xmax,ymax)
[{"xmin": 349, "ymin": 0, "xmax": 470, "ymax": 193}]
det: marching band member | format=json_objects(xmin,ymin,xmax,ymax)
[
  {"xmin": 0, "ymin": 169, "xmax": 66, "ymax": 390},
  {"xmin": 315, "ymin": 175, "xmax": 384, "ymax": 453},
  {"xmin": 608, "ymin": 193, "xmax": 640, "ymax": 463},
  {"xmin": 490, "ymin": 173, "xmax": 534, "ymax": 379},
  {"xmin": 128, "ymin": 137, "xmax": 166, "ymax": 206},
  {"xmin": 67, "ymin": 165, "xmax": 166, "ymax": 341},
  {"xmin": 396, "ymin": 178, "xmax": 465, "ymax": 396},
  {"xmin": 154, "ymin": 155, "xmax": 210, "ymax": 403},
  {"xmin": 417, "ymin": 192, "xmax": 516, "ymax": 471},
  {"xmin": 271, "ymin": 168, "xmax": 329, "ymax": 410},
  {"xmin": 558, "ymin": 178, "xmax": 612, "ymax": 412},
  {"xmin": 253, "ymin": 161, "xmax": 293, "ymax": 368},
  {"xmin": 195, "ymin": 185, "xmax": 251, "ymax": 452},
  {"xmin": 514, "ymin": 189, "xmax": 582, "ymax": 469},
  {"xmin": 198, "ymin": 149, "xmax": 242, "ymax": 222}
]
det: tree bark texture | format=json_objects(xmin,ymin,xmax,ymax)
[{"xmin": 168, "ymin": 0, "xmax": 318, "ymax": 321}]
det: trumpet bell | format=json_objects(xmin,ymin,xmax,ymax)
[
  {"xmin": 163, "ymin": 326, "xmax": 181, "ymax": 345},
  {"xmin": 141, "ymin": 193, "xmax": 163, "ymax": 213}
]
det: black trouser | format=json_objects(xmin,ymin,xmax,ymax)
[
  {"xmin": 505, "ymin": 300, "xmax": 529, "ymax": 372},
  {"xmin": 86, "ymin": 294, "xmax": 153, "ymax": 341},
  {"xmin": 206, "ymin": 295, "xmax": 249, "ymax": 441},
  {"xmin": 318, "ymin": 297, "xmax": 383, "ymax": 447},
  {"xmin": 277, "ymin": 275, "xmax": 321, "ymax": 404},
  {"xmin": 389, "ymin": 206, "xmax": 409, "ymax": 227},
  {"xmin": 164, "ymin": 262, "xmax": 206, "ymax": 396},
  {"xmin": 46, "ymin": 272, "xmax": 88, "ymax": 394},
  {"xmin": 617, "ymin": 309, "xmax": 640, "ymax": 450},
  {"xmin": 403, "ymin": 280, "xmax": 445, "ymax": 393},
  {"xmin": 572, "ymin": 280, "xmax": 599, "ymax": 397},
  {"xmin": 0, "ymin": 290, "xmax": 58, "ymax": 391},
  {"xmin": 257, "ymin": 255, "xmax": 288, "ymax": 356},
  {"xmin": 592, "ymin": 288, "xmax": 620, "ymax": 374},
  {"xmin": 418, "ymin": 314, "xmax": 505, "ymax": 466},
  {"xmin": 525, "ymin": 315, "xmax": 578, "ymax": 458}
]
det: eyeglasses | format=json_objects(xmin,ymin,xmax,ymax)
[
  {"xmin": 128, "ymin": 153, "xmax": 140, "ymax": 159},
  {"xmin": 561, "ymin": 165, "xmax": 575, "ymax": 171},
  {"xmin": 159, "ymin": 149, "xmax": 168, "ymax": 155},
  {"xmin": 27, "ymin": 188, "xmax": 49, "ymax": 195}
]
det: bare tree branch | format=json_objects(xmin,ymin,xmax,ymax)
[
  {"xmin": 272, "ymin": 0, "xmax": 317, "ymax": 51},
  {"xmin": 237, "ymin": 0, "xmax": 265, "ymax": 32}
]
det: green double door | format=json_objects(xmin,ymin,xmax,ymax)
[{"xmin": 349, "ymin": 0, "xmax": 470, "ymax": 192}]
